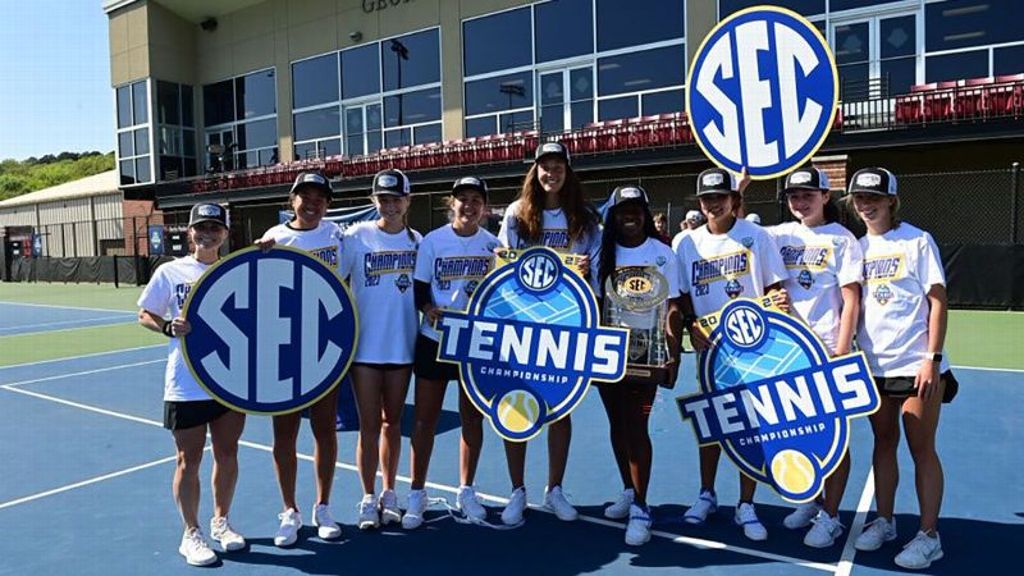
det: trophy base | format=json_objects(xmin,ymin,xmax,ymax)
[{"xmin": 624, "ymin": 364, "xmax": 673, "ymax": 388}]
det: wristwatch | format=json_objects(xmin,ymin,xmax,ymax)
[{"xmin": 929, "ymin": 352, "xmax": 943, "ymax": 363}]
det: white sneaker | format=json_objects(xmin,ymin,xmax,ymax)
[
  {"xmin": 312, "ymin": 503, "xmax": 342, "ymax": 540},
  {"xmin": 854, "ymin": 517, "xmax": 898, "ymax": 551},
  {"xmin": 273, "ymin": 508, "xmax": 302, "ymax": 547},
  {"xmin": 210, "ymin": 516, "xmax": 245, "ymax": 552},
  {"xmin": 378, "ymin": 489, "xmax": 402, "ymax": 526},
  {"xmin": 804, "ymin": 510, "xmax": 844, "ymax": 548},
  {"xmin": 179, "ymin": 527, "xmax": 217, "ymax": 566},
  {"xmin": 402, "ymin": 489, "xmax": 428, "ymax": 530},
  {"xmin": 894, "ymin": 531, "xmax": 943, "ymax": 570},
  {"xmin": 501, "ymin": 487, "xmax": 527, "ymax": 525},
  {"xmin": 734, "ymin": 502, "xmax": 768, "ymax": 541},
  {"xmin": 604, "ymin": 488, "xmax": 635, "ymax": 520},
  {"xmin": 357, "ymin": 494, "xmax": 380, "ymax": 530},
  {"xmin": 683, "ymin": 490, "xmax": 718, "ymax": 525},
  {"xmin": 543, "ymin": 485, "xmax": 579, "ymax": 521},
  {"xmin": 784, "ymin": 501, "xmax": 822, "ymax": 530},
  {"xmin": 624, "ymin": 504, "xmax": 653, "ymax": 546},
  {"xmin": 457, "ymin": 485, "xmax": 487, "ymax": 521}
]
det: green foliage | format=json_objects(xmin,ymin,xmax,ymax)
[{"xmin": 0, "ymin": 152, "xmax": 114, "ymax": 201}]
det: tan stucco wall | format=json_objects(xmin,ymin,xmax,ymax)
[
  {"xmin": 109, "ymin": 1, "xmax": 150, "ymax": 86},
  {"xmin": 686, "ymin": 0, "xmax": 718, "ymax": 69}
]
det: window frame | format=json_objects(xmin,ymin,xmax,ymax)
[{"xmin": 113, "ymin": 78, "xmax": 154, "ymax": 187}]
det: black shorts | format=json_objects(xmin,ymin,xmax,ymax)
[
  {"xmin": 352, "ymin": 362, "xmax": 413, "ymax": 371},
  {"xmin": 874, "ymin": 370, "xmax": 959, "ymax": 403},
  {"xmin": 163, "ymin": 400, "xmax": 231, "ymax": 431},
  {"xmin": 413, "ymin": 334, "xmax": 460, "ymax": 382}
]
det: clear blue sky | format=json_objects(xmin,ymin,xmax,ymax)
[{"xmin": 0, "ymin": 1, "xmax": 112, "ymax": 161}]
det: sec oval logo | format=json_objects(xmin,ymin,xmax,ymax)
[{"xmin": 687, "ymin": 6, "xmax": 838, "ymax": 179}]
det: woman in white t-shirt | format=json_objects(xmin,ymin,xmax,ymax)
[
  {"xmin": 673, "ymin": 167, "xmax": 789, "ymax": 542},
  {"xmin": 256, "ymin": 171, "xmax": 345, "ymax": 546},
  {"xmin": 847, "ymin": 168, "xmax": 952, "ymax": 571},
  {"xmin": 495, "ymin": 142, "xmax": 601, "ymax": 525},
  {"xmin": 137, "ymin": 203, "xmax": 245, "ymax": 567},
  {"xmin": 767, "ymin": 167, "xmax": 865, "ymax": 548},
  {"xmin": 402, "ymin": 176, "xmax": 498, "ymax": 529},
  {"xmin": 596, "ymin": 185, "xmax": 683, "ymax": 546},
  {"xmin": 338, "ymin": 169, "xmax": 422, "ymax": 530}
]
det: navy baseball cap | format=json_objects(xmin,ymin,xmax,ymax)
[
  {"xmin": 372, "ymin": 169, "xmax": 411, "ymax": 196},
  {"xmin": 608, "ymin": 185, "xmax": 649, "ymax": 207},
  {"xmin": 696, "ymin": 168, "xmax": 738, "ymax": 196},
  {"xmin": 451, "ymin": 176, "xmax": 488, "ymax": 199},
  {"xmin": 784, "ymin": 167, "xmax": 831, "ymax": 193},
  {"xmin": 188, "ymin": 203, "xmax": 228, "ymax": 229},
  {"xmin": 534, "ymin": 141, "xmax": 570, "ymax": 165},
  {"xmin": 290, "ymin": 171, "xmax": 332, "ymax": 198},
  {"xmin": 848, "ymin": 168, "xmax": 898, "ymax": 196}
]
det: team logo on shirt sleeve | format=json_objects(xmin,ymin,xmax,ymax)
[
  {"xmin": 677, "ymin": 297, "xmax": 878, "ymax": 502},
  {"xmin": 436, "ymin": 247, "xmax": 628, "ymax": 441}
]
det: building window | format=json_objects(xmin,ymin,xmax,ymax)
[
  {"xmin": 596, "ymin": 0, "xmax": 684, "ymax": 52},
  {"xmin": 293, "ymin": 53, "xmax": 339, "ymax": 109},
  {"xmin": 464, "ymin": 72, "xmax": 534, "ymax": 136},
  {"xmin": 115, "ymin": 79, "xmax": 152, "ymax": 186},
  {"xmin": 156, "ymin": 81, "xmax": 197, "ymax": 180},
  {"xmin": 926, "ymin": 50, "xmax": 988, "ymax": 83},
  {"xmin": 925, "ymin": 0, "xmax": 1024, "ymax": 53},
  {"xmin": 383, "ymin": 29, "xmax": 441, "ymax": 91},
  {"xmin": 535, "ymin": 0, "xmax": 593, "ymax": 64},
  {"xmin": 463, "ymin": 7, "xmax": 532, "ymax": 76},
  {"xmin": 203, "ymin": 68, "xmax": 278, "ymax": 171},
  {"xmin": 719, "ymin": 0, "xmax": 824, "ymax": 18}
]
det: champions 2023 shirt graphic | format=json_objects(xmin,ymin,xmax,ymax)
[
  {"xmin": 436, "ymin": 247, "xmax": 629, "ymax": 441},
  {"xmin": 677, "ymin": 298, "xmax": 879, "ymax": 502},
  {"xmin": 181, "ymin": 246, "xmax": 358, "ymax": 415},
  {"xmin": 687, "ymin": 6, "xmax": 838, "ymax": 178}
]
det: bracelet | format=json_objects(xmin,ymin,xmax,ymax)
[{"xmin": 161, "ymin": 321, "xmax": 174, "ymax": 338}]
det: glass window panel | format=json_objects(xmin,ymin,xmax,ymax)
[
  {"xmin": 831, "ymin": 0, "xmax": 899, "ymax": 10},
  {"xmin": 158, "ymin": 127, "xmax": 179, "ymax": 155},
  {"xmin": 382, "ymin": 29, "xmax": 440, "ymax": 91},
  {"xmin": 135, "ymin": 157, "xmax": 151, "ymax": 183},
  {"xmin": 181, "ymin": 85, "xmax": 194, "ymax": 127},
  {"xmin": 499, "ymin": 110, "xmax": 534, "ymax": 133},
  {"xmin": 838, "ymin": 63, "xmax": 871, "ymax": 99},
  {"xmin": 260, "ymin": 148, "xmax": 279, "ymax": 165},
  {"xmin": 465, "ymin": 116, "xmax": 497, "ymax": 138},
  {"xmin": 321, "ymin": 139, "xmax": 341, "ymax": 157},
  {"xmin": 570, "ymin": 68, "xmax": 593, "ymax": 101},
  {"xmin": 203, "ymin": 80, "xmax": 235, "ymax": 126},
  {"xmin": 719, "ymin": 0, "xmax": 823, "ymax": 17},
  {"xmin": 157, "ymin": 81, "xmax": 180, "ymax": 125},
  {"xmin": 465, "ymin": 72, "xmax": 534, "ymax": 116},
  {"xmin": 159, "ymin": 156, "xmax": 182, "ymax": 180},
  {"xmin": 367, "ymin": 103, "xmax": 382, "ymax": 130},
  {"xmin": 925, "ymin": 50, "xmax": 989, "ymax": 83},
  {"xmin": 597, "ymin": 46, "xmax": 685, "ymax": 96},
  {"xmin": 134, "ymin": 128, "xmax": 150, "ymax": 155},
  {"xmin": 880, "ymin": 15, "xmax": 916, "ymax": 59},
  {"xmin": 341, "ymin": 44, "xmax": 380, "ymax": 99},
  {"xmin": 346, "ymin": 135, "xmax": 364, "ymax": 157},
  {"xmin": 119, "ymin": 159, "xmax": 135, "ymax": 185},
  {"xmin": 463, "ymin": 8, "xmax": 531, "ymax": 76},
  {"xmin": 540, "ymin": 72, "xmax": 564, "ymax": 106},
  {"xmin": 540, "ymin": 104, "xmax": 564, "ymax": 133},
  {"xmin": 294, "ymin": 107, "xmax": 341, "ymax": 141},
  {"xmin": 598, "ymin": 96, "xmax": 638, "ymax": 121},
  {"xmin": 132, "ymin": 81, "xmax": 148, "ymax": 125},
  {"xmin": 293, "ymin": 53, "xmax": 339, "ymax": 109},
  {"xmin": 994, "ymin": 45, "xmax": 1024, "ymax": 76},
  {"xmin": 881, "ymin": 57, "xmax": 917, "ymax": 95},
  {"xmin": 597, "ymin": 0, "xmax": 684, "ymax": 52},
  {"xmin": 384, "ymin": 87, "xmax": 441, "ymax": 128},
  {"xmin": 235, "ymin": 69, "xmax": 276, "ymax": 119},
  {"xmin": 834, "ymin": 22, "xmax": 870, "ymax": 65},
  {"xmin": 367, "ymin": 131, "xmax": 382, "ymax": 154},
  {"xmin": 571, "ymin": 100, "xmax": 593, "ymax": 130},
  {"xmin": 117, "ymin": 86, "xmax": 132, "ymax": 128},
  {"xmin": 184, "ymin": 158, "xmax": 198, "ymax": 178},
  {"xmin": 385, "ymin": 128, "xmax": 411, "ymax": 149},
  {"xmin": 345, "ymin": 107, "xmax": 364, "ymax": 134},
  {"xmin": 238, "ymin": 118, "xmax": 277, "ymax": 150},
  {"xmin": 413, "ymin": 123, "xmax": 442, "ymax": 145},
  {"xmin": 641, "ymin": 89, "xmax": 685, "ymax": 115},
  {"xmin": 183, "ymin": 129, "xmax": 196, "ymax": 158},
  {"xmin": 118, "ymin": 132, "xmax": 134, "ymax": 158},
  {"xmin": 536, "ymin": 0, "xmax": 593, "ymax": 63},
  {"xmin": 295, "ymin": 142, "xmax": 317, "ymax": 160},
  {"xmin": 926, "ymin": 0, "xmax": 1024, "ymax": 52}
]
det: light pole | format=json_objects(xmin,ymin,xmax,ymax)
[
  {"xmin": 499, "ymin": 82, "xmax": 525, "ymax": 132},
  {"xmin": 390, "ymin": 39, "xmax": 409, "ymax": 143}
]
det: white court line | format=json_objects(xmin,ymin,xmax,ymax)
[
  {"xmin": 0, "ymin": 301, "xmax": 134, "ymax": 314},
  {"xmin": 0, "ymin": 314, "xmax": 134, "ymax": 334},
  {"xmin": 951, "ymin": 364, "xmax": 1024, "ymax": 374},
  {"xmin": 835, "ymin": 468, "xmax": 876, "ymax": 576},
  {"xmin": 2, "ymin": 384, "xmax": 837, "ymax": 573},
  {"xmin": 0, "ymin": 344, "xmax": 164, "ymax": 371},
  {"xmin": 2, "ymin": 359, "xmax": 165, "ymax": 388}
]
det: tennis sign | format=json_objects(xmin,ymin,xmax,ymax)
[
  {"xmin": 437, "ymin": 247, "xmax": 628, "ymax": 441},
  {"xmin": 676, "ymin": 297, "xmax": 878, "ymax": 502},
  {"xmin": 687, "ymin": 6, "xmax": 838, "ymax": 178},
  {"xmin": 182, "ymin": 246, "xmax": 358, "ymax": 415}
]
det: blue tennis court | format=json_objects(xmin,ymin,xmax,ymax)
[
  {"xmin": 0, "ymin": 302, "xmax": 136, "ymax": 336},
  {"xmin": 0, "ymin": 313, "xmax": 1020, "ymax": 575}
]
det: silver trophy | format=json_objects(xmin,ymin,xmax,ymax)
[{"xmin": 603, "ymin": 266, "xmax": 671, "ymax": 385}]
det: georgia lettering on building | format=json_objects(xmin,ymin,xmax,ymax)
[
  {"xmin": 434, "ymin": 256, "xmax": 492, "ymax": 284},
  {"xmin": 863, "ymin": 254, "xmax": 904, "ymax": 283},
  {"xmin": 692, "ymin": 250, "xmax": 751, "ymax": 286},
  {"xmin": 780, "ymin": 245, "xmax": 830, "ymax": 271},
  {"xmin": 362, "ymin": 0, "xmax": 412, "ymax": 14}
]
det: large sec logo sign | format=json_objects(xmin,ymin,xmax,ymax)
[
  {"xmin": 687, "ymin": 6, "xmax": 838, "ymax": 178},
  {"xmin": 182, "ymin": 246, "xmax": 358, "ymax": 415}
]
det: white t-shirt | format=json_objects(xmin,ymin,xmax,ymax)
[
  {"xmin": 414, "ymin": 225, "xmax": 499, "ymax": 341},
  {"xmin": 675, "ymin": 218, "xmax": 788, "ymax": 317},
  {"xmin": 260, "ymin": 220, "xmax": 342, "ymax": 270},
  {"xmin": 137, "ymin": 256, "xmax": 213, "ymax": 402},
  {"xmin": 339, "ymin": 221, "xmax": 422, "ymax": 363},
  {"xmin": 671, "ymin": 228, "xmax": 694, "ymax": 253},
  {"xmin": 766, "ymin": 221, "xmax": 864, "ymax": 354},
  {"xmin": 857, "ymin": 223, "xmax": 950, "ymax": 377},
  {"xmin": 497, "ymin": 199, "xmax": 602, "ymax": 288}
]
